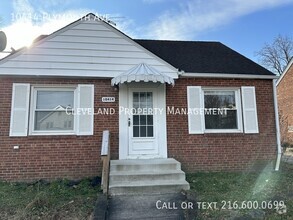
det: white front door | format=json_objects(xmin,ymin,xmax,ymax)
[
  {"xmin": 119, "ymin": 83, "xmax": 167, "ymax": 159},
  {"xmin": 128, "ymin": 89, "xmax": 159, "ymax": 158}
]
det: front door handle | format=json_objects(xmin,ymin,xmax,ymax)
[{"xmin": 128, "ymin": 118, "xmax": 131, "ymax": 127}]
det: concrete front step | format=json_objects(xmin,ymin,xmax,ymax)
[
  {"xmin": 109, "ymin": 158, "xmax": 190, "ymax": 195},
  {"xmin": 110, "ymin": 158, "xmax": 181, "ymax": 172},
  {"xmin": 110, "ymin": 170, "xmax": 186, "ymax": 183},
  {"xmin": 109, "ymin": 180, "xmax": 190, "ymax": 195}
]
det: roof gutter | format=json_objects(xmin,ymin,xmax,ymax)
[
  {"xmin": 273, "ymin": 79, "xmax": 282, "ymax": 171},
  {"xmin": 181, "ymin": 72, "xmax": 278, "ymax": 79}
]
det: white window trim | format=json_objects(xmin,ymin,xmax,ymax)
[
  {"xmin": 29, "ymin": 86, "xmax": 77, "ymax": 136},
  {"xmin": 202, "ymin": 87, "xmax": 243, "ymax": 133}
]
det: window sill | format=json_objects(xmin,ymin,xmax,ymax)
[
  {"xmin": 204, "ymin": 129, "xmax": 243, "ymax": 134},
  {"xmin": 29, "ymin": 132, "xmax": 76, "ymax": 136}
]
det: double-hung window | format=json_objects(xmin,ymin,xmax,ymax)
[
  {"xmin": 203, "ymin": 89, "xmax": 242, "ymax": 132},
  {"xmin": 187, "ymin": 86, "xmax": 258, "ymax": 134},
  {"xmin": 31, "ymin": 87, "xmax": 75, "ymax": 135},
  {"xmin": 10, "ymin": 83, "xmax": 94, "ymax": 137}
]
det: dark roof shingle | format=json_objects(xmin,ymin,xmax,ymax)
[{"xmin": 135, "ymin": 39, "xmax": 274, "ymax": 76}]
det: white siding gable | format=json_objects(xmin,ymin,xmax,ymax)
[{"xmin": 0, "ymin": 18, "xmax": 178, "ymax": 78}]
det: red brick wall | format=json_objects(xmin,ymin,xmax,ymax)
[
  {"xmin": 0, "ymin": 77, "xmax": 277, "ymax": 181},
  {"xmin": 0, "ymin": 77, "xmax": 119, "ymax": 181},
  {"xmin": 166, "ymin": 78, "xmax": 277, "ymax": 172},
  {"xmin": 277, "ymin": 64, "xmax": 293, "ymax": 144}
]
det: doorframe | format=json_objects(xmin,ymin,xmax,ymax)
[{"xmin": 119, "ymin": 82, "xmax": 167, "ymax": 159}]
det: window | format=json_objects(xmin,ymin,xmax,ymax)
[
  {"xmin": 132, "ymin": 92, "xmax": 154, "ymax": 137},
  {"xmin": 31, "ymin": 87, "xmax": 75, "ymax": 134},
  {"xmin": 187, "ymin": 86, "xmax": 252, "ymax": 134},
  {"xmin": 203, "ymin": 89, "xmax": 242, "ymax": 132},
  {"xmin": 10, "ymin": 83, "xmax": 94, "ymax": 137},
  {"xmin": 204, "ymin": 90, "xmax": 239, "ymax": 130}
]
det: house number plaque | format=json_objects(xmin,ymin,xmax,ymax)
[{"xmin": 102, "ymin": 97, "xmax": 115, "ymax": 102}]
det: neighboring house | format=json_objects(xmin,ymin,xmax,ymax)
[
  {"xmin": 277, "ymin": 58, "xmax": 293, "ymax": 144},
  {"xmin": 37, "ymin": 105, "xmax": 73, "ymax": 131},
  {"xmin": 0, "ymin": 13, "xmax": 279, "ymax": 182}
]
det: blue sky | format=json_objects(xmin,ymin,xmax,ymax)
[{"xmin": 0, "ymin": 0, "xmax": 293, "ymax": 63}]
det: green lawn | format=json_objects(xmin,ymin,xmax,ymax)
[
  {"xmin": 0, "ymin": 178, "xmax": 101, "ymax": 220},
  {"xmin": 1, "ymin": 164, "xmax": 292, "ymax": 220},
  {"xmin": 187, "ymin": 162, "xmax": 293, "ymax": 219}
]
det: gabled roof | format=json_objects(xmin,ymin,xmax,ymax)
[
  {"xmin": 276, "ymin": 58, "xmax": 293, "ymax": 86},
  {"xmin": 135, "ymin": 39, "xmax": 275, "ymax": 76},
  {"xmin": 0, "ymin": 13, "xmax": 178, "ymax": 78},
  {"xmin": 0, "ymin": 13, "xmax": 275, "ymax": 78}
]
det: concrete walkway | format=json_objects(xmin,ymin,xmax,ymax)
[{"xmin": 106, "ymin": 193, "xmax": 195, "ymax": 220}]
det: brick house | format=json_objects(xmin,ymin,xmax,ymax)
[
  {"xmin": 277, "ymin": 59, "xmax": 293, "ymax": 144},
  {"xmin": 0, "ymin": 14, "xmax": 279, "ymax": 187}
]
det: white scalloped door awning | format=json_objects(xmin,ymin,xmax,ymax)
[{"xmin": 111, "ymin": 63, "xmax": 175, "ymax": 86}]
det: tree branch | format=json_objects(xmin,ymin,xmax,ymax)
[{"xmin": 256, "ymin": 34, "xmax": 293, "ymax": 75}]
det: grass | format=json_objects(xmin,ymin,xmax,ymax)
[
  {"xmin": 0, "ymin": 178, "xmax": 101, "ymax": 220},
  {"xmin": 1, "ymin": 164, "xmax": 292, "ymax": 220},
  {"xmin": 186, "ymin": 163, "xmax": 293, "ymax": 219}
]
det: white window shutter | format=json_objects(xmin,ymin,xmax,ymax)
[
  {"xmin": 77, "ymin": 84, "xmax": 94, "ymax": 135},
  {"xmin": 10, "ymin": 83, "xmax": 30, "ymax": 137},
  {"xmin": 187, "ymin": 86, "xmax": 204, "ymax": 134},
  {"xmin": 241, "ymin": 86, "xmax": 259, "ymax": 133}
]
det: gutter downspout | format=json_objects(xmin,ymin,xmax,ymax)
[{"xmin": 273, "ymin": 79, "xmax": 282, "ymax": 171}]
